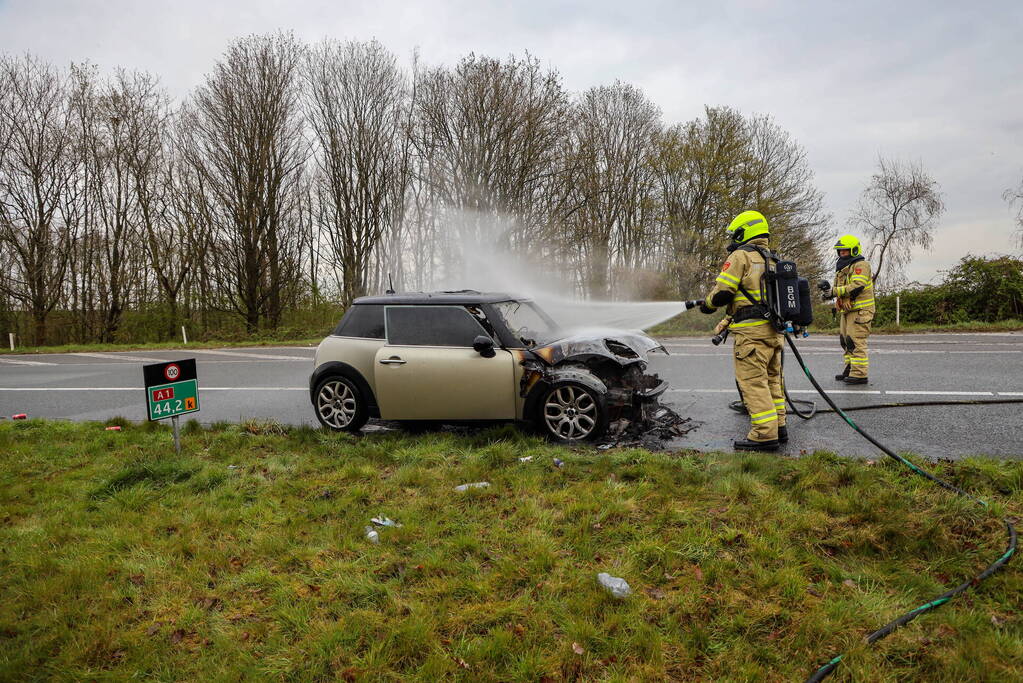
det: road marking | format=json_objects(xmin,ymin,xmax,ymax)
[
  {"xmin": 885, "ymin": 390, "xmax": 994, "ymax": 396},
  {"xmin": 0, "ymin": 387, "xmax": 307, "ymax": 391},
  {"xmin": 73, "ymin": 352, "xmax": 168, "ymax": 363},
  {"xmin": 0, "ymin": 357, "xmax": 56, "ymax": 366},
  {"xmin": 998, "ymin": 392, "xmax": 1023, "ymax": 396},
  {"xmin": 189, "ymin": 349, "xmax": 312, "ymax": 361},
  {"xmin": 783, "ymin": 389, "xmax": 885, "ymax": 395}
]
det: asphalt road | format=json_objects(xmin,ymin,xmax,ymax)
[{"xmin": 1, "ymin": 332, "xmax": 1022, "ymax": 459}]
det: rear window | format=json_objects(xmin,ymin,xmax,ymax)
[
  {"xmin": 386, "ymin": 306, "xmax": 488, "ymax": 347},
  {"xmin": 333, "ymin": 305, "xmax": 385, "ymax": 338}
]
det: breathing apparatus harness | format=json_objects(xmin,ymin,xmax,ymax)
[{"xmin": 714, "ymin": 245, "xmax": 1017, "ymax": 681}]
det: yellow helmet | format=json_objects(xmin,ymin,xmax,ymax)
[
  {"xmin": 727, "ymin": 210, "xmax": 769, "ymax": 244},
  {"xmin": 834, "ymin": 234, "xmax": 861, "ymax": 257}
]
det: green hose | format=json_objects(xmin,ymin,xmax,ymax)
[{"xmin": 778, "ymin": 335, "xmax": 1018, "ymax": 682}]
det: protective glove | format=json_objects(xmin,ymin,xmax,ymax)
[
  {"xmin": 713, "ymin": 317, "xmax": 731, "ymax": 335},
  {"xmin": 699, "ymin": 302, "xmax": 716, "ymax": 315},
  {"xmin": 817, "ymin": 280, "xmax": 832, "ymax": 293}
]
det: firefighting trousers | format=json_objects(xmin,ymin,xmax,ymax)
[
  {"xmin": 733, "ymin": 333, "xmax": 786, "ymax": 442},
  {"xmin": 839, "ymin": 309, "xmax": 874, "ymax": 378}
]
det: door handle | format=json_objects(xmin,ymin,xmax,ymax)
[{"xmin": 379, "ymin": 357, "xmax": 406, "ymax": 365}]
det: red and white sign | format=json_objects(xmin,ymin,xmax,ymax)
[
  {"xmin": 152, "ymin": 387, "xmax": 175, "ymax": 401},
  {"xmin": 164, "ymin": 363, "xmax": 181, "ymax": 381}
]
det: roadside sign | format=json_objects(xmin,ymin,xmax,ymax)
[{"xmin": 143, "ymin": 359, "xmax": 199, "ymax": 421}]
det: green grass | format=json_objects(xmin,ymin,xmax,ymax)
[
  {"xmin": 0, "ymin": 338, "xmax": 321, "ymax": 355},
  {"xmin": 1, "ymin": 420, "xmax": 1020, "ymax": 681}
]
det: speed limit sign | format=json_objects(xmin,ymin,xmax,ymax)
[{"xmin": 164, "ymin": 363, "xmax": 181, "ymax": 381}]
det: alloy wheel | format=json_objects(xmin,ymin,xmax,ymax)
[
  {"xmin": 317, "ymin": 379, "xmax": 358, "ymax": 429},
  {"xmin": 543, "ymin": 385, "xmax": 598, "ymax": 440}
]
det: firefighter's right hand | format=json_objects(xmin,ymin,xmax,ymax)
[
  {"xmin": 699, "ymin": 302, "xmax": 716, "ymax": 315},
  {"xmin": 817, "ymin": 279, "xmax": 831, "ymax": 293},
  {"xmin": 713, "ymin": 318, "xmax": 730, "ymax": 335}
]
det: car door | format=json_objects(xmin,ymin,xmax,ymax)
[{"xmin": 373, "ymin": 305, "xmax": 517, "ymax": 420}]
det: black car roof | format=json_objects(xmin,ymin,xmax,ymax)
[{"xmin": 353, "ymin": 290, "xmax": 524, "ymax": 305}]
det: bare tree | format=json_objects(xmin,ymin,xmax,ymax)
[
  {"xmin": 304, "ymin": 39, "xmax": 411, "ymax": 306},
  {"xmin": 568, "ymin": 82, "xmax": 660, "ymax": 299},
  {"xmin": 414, "ymin": 53, "xmax": 572, "ymax": 277},
  {"xmin": 850, "ymin": 156, "xmax": 945, "ymax": 289},
  {"xmin": 1004, "ymin": 177, "xmax": 1023, "ymax": 249},
  {"xmin": 179, "ymin": 33, "xmax": 307, "ymax": 332},
  {"xmin": 0, "ymin": 55, "xmax": 79, "ymax": 344}
]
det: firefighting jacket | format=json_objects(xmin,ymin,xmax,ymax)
[
  {"xmin": 833, "ymin": 258, "xmax": 875, "ymax": 312},
  {"xmin": 704, "ymin": 238, "xmax": 773, "ymax": 333}
]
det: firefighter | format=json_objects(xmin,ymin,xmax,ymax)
[
  {"xmin": 699, "ymin": 210, "xmax": 786, "ymax": 451},
  {"xmin": 818, "ymin": 235, "xmax": 874, "ymax": 384}
]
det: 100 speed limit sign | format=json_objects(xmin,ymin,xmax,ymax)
[{"xmin": 164, "ymin": 363, "xmax": 181, "ymax": 381}]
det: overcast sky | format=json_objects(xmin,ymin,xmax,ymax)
[{"xmin": 2, "ymin": 0, "xmax": 1020, "ymax": 282}]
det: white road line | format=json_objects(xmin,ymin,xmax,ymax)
[
  {"xmin": 0, "ymin": 357, "xmax": 56, "ymax": 366},
  {"xmin": 0, "ymin": 387, "xmax": 307, "ymax": 391},
  {"xmin": 885, "ymin": 390, "xmax": 994, "ymax": 396},
  {"xmin": 73, "ymin": 352, "xmax": 169, "ymax": 363},
  {"xmin": 189, "ymin": 349, "xmax": 312, "ymax": 361},
  {"xmin": 998, "ymin": 392, "xmax": 1023, "ymax": 396},
  {"xmin": 785, "ymin": 389, "xmax": 884, "ymax": 395}
]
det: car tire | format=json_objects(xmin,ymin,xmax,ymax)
[
  {"xmin": 537, "ymin": 381, "xmax": 608, "ymax": 443},
  {"xmin": 314, "ymin": 375, "xmax": 369, "ymax": 432}
]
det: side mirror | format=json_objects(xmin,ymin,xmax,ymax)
[{"xmin": 473, "ymin": 335, "xmax": 496, "ymax": 358}]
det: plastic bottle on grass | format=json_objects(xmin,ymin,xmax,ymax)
[
  {"xmin": 454, "ymin": 482, "xmax": 490, "ymax": 492},
  {"xmin": 597, "ymin": 572, "xmax": 631, "ymax": 598},
  {"xmin": 365, "ymin": 526, "xmax": 379, "ymax": 544}
]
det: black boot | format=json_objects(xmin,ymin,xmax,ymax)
[
  {"xmin": 835, "ymin": 364, "xmax": 850, "ymax": 382},
  {"xmin": 778, "ymin": 426, "xmax": 788, "ymax": 443},
  {"xmin": 843, "ymin": 376, "xmax": 868, "ymax": 385},
  {"xmin": 734, "ymin": 438, "xmax": 779, "ymax": 452}
]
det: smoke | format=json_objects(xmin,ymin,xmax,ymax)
[{"xmin": 430, "ymin": 209, "xmax": 688, "ymax": 332}]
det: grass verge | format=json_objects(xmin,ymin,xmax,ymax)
[{"xmin": 1, "ymin": 420, "xmax": 1020, "ymax": 681}]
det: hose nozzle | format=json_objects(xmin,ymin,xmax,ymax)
[{"xmin": 682, "ymin": 299, "xmax": 702, "ymax": 311}]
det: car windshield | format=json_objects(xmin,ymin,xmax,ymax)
[{"xmin": 493, "ymin": 300, "xmax": 561, "ymax": 347}]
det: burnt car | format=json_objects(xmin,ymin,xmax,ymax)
[{"xmin": 309, "ymin": 291, "xmax": 670, "ymax": 442}]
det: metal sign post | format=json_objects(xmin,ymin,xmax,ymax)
[{"xmin": 143, "ymin": 359, "xmax": 199, "ymax": 454}]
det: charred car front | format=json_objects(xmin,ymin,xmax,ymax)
[{"xmin": 309, "ymin": 291, "xmax": 671, "ymax": 442}]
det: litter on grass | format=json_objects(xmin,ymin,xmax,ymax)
[
  {"xmin": 364, "ymin": 526, "xmax": 380, "ymax": 544},
  {"xmin": 597, "ymin": 572, "xmax": 632, "ymax": 598},
  {"xmin": 454, "ymin": 482, "xmax": 490, "ymax": 492},
  {"xmin": 370, "ymin": 516, "xmax": 402, "ymax": 528}
]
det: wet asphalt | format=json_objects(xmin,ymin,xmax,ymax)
[{"xmin": 1, "ymin": 333, "xmax": 1021, "ymax": 459}]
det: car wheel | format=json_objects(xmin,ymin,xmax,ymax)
[
  {"xmin": 314, "ymin": 376, "xmax": 368, "ymax": 432},
  {"xmin": 538, "ymin": 381, "xmax": 608, "ymax": 443}
]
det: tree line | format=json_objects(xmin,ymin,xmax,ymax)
[{"xmin": 1, "ymin": 32, "xmax": 976, "ymax": 347}]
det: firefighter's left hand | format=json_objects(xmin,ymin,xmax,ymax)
[{"xmin": 699, "ymin": 302, "xmax": 716, "ymax": 315}]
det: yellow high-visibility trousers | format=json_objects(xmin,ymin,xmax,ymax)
[
  {"xmin": 733, "ymin": 333, "xmax": 786, "ymax": 442},
  {"xmin": 839, "ymin": 309, "xmax": 873, "ymax": 378}
]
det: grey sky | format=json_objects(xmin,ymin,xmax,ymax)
[{"xmin": 2, "ymin": 0, "xmax": 1020, "ymax": 282}]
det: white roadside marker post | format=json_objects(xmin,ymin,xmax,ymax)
[
  {"xmin": 181, "ymin": 326, "xmax": 188, "ymax": 344},
  {"xmin": 896, "ymin": 295, "xmax": 901, "ymax": 327},
  {"xmin": 172, "ymin": 415, "xmax": 181, "ymax": 455},
  {"xmin": 8, "ymin": 333, "xmax": 13, "ymax": 351}
]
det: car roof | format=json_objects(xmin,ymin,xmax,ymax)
[{"xmin": 353, "ymin": 290, "xmax": 527, "ymax": 305}]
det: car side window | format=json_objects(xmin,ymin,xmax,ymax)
[
  {"xmin": 333, "ymin": 305, "xmax": 385, "ymax": 339},
  {"xmin": 386, "ymin": 306, "xmax": 488, "ymax": 347}
]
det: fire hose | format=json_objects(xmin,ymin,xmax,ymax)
[
  {"xmin": 683, "ymin": 299, "xmax": 1018, "ymax": 679},
  {"xmin": 683, "ymin": 300, "xmax": 1018, "ymax": 678},
  {"xmin": 781, "ymin": 334, "xmax": 1018, "ymax": 682}
]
